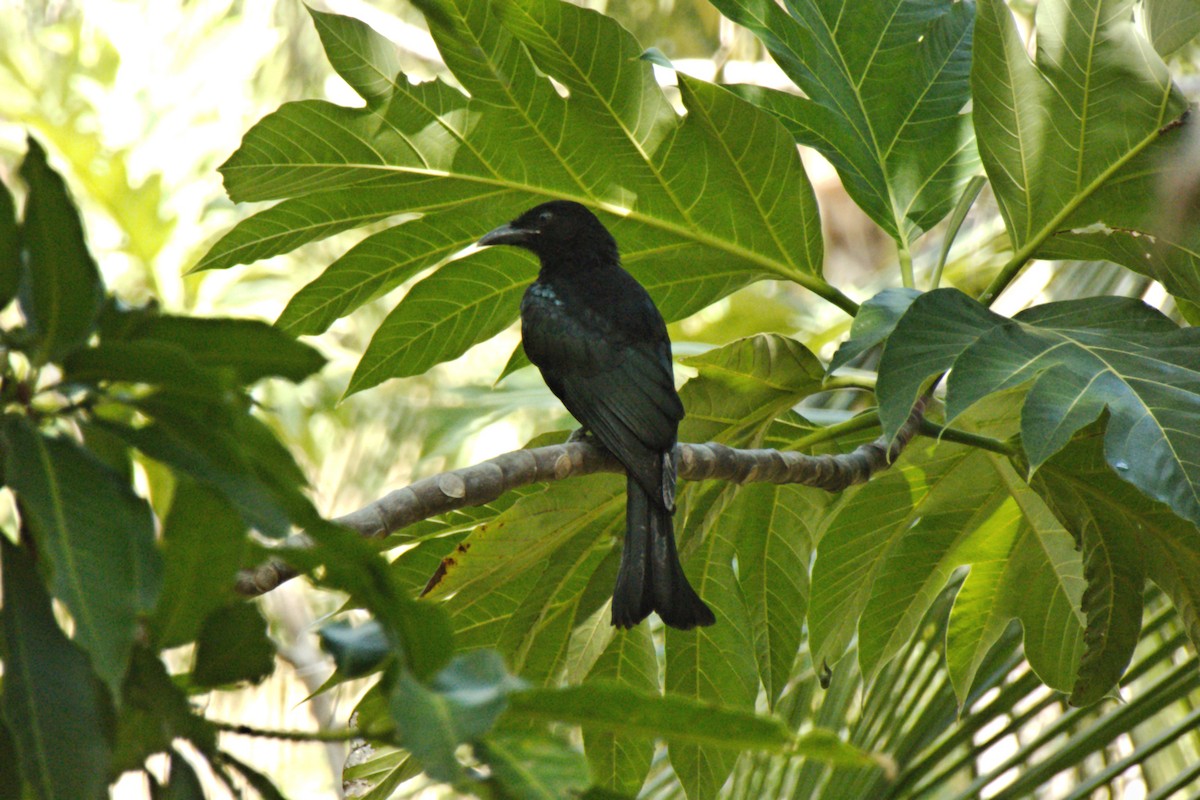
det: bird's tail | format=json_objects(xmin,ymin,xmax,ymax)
[{"xmin": 612, "ymin": 476, "xmax": 716, "ymax": 630}]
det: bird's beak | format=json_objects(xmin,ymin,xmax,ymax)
[{"xmin": 478, "ymin": 222, "xmax": 534, "ymax": 247}]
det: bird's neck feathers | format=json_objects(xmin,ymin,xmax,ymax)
[{"xmin": 536, "ymin": 239, "xmax": 621, "ymax": 281}]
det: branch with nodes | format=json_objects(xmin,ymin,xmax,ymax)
[{"xmin": 237, "ymin": 398, "xmax": 930, "ymax": 597}]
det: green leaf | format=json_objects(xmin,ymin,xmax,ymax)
[
  {"xmin": 828, "ymin": 288, "xmax": 921, "ymax": 373},
  {"xmin": 425, "ymin": 475, "xmax": 624, "ymax": 642},
  {"xmin": 347, "ymin": 247, "xmax": 531, "ymax": 395},
  {"xmin": 0, "ymin": 718, "xmax": 22, "ymax": 800},
  {"xmin": 115, "ymin": 316, "xmax": 326, "ymax": 385},
  {"xmin": 307, "ymin": 6, "xmax": 402, "ymax": 106},
  {"xmin": 2, "ymin": 416, "xmax": 161, "ymax": 697},
  {"xmin": 318, "ymin": 620, "xmax": 391, "ymax": 678},
  {"xmin": 160, "ymin": 753, "xmax": 205, "ymax": 800},
  {"xmin": 479, "ymin": 731, "xmax": 591, "ymax": 800},
  {"xmin": 878, "ymin": 289, "xmax": 1200, "ymax": 527},
  {"xmin": 1069, "ymin": 510, "xmax": 1145, "ymax": 707},
  {"xmin": 100, "ymin": 389, "xmax": 320, "ymax": 538},
  {"xmin": 152, "ymin": 481, "xmax": 250, "ymax": 648},
  {"xmin": 214, "ymin": 752, "xmax": 289, "ymax": 800},
  {"xmin": 1145, "ymin": 0, "xmax": 1200, "ymax": 56},
  {"xmin": 714, "ymin": 0, "xmax": 977, "ymax": 246},
  {"xmin": 791, "ymin": 728, "xmax": 889, "ymax": 771},
  {"xmin": 727, "ymin": 483, "xmax": 820, "ymax": 707},
  {"xmin": 495, "ymin": 509, "xmax": 619, "ymax": 685},
  {"xmin": 283, "ymin": 522, "xmax": 455, "ymax": 681},
  {"xmin": 506, "ymin": 680, "xmax": 791, "ymax": 751},
  {"xmin": 0, "ymin": 536, "xmax": 112, "ymax": 800},
  {"xmin": 191, "ymin": 602, "xmax": 276, "ymax": 688},
  {"xmin": 972, "ymin": 0, "xmax": 1194, "ymax": 304},
  {"xmin": 15, "ymin": 137, "xmax": 105, "ymax": 363},
  {"xmin": 196, "ymin": 176, "xmax": 464, "ymax": 273},
  {"xmin": 664, "ymin": 500, "xmax": 758, "ymax": 800},
  {"xmin": 113, "ymin": 648, "xmax": 216, "ymax": 774},
  {"xmin": 63, "ymin": 341, "xmax": 229, "ymax": 394},
  {"xmin": 275, "ymin": 186, "xmax": 529, "ymax": 335},
  {"xmin": 945, "ymin": 459, "xmax": 1086, "ymax": 700},
  {"xmin": 0, "ymin": 174, "xmax": 19, "ymax": 310},
  {"xmin": 679, "ymin": 333, "xmax": 826, "ymax": 445},
  {"xmin": 390, "ymin": 651, "xmax": 525, "ymax": 782},
  {"xmin": 1030, "ymin": 426, "xmax": 1189, "ymax": 705},
  {"xmin": 583, "ymin": 627, "xmax": 658, "ymax": 796},
  {"xmin": 808, "ymin": 390, "xmax": 1087, "ymax": 699},
  {"xmin": 809, "ymin": 438, "xmax": 971, "ymax": 675},
  {"xmin": 210, "ymin": 0, "xmax": 846, "ymax": 385},
  {"xmin": 341, "ymin": 747, "xmax": 421, "ymax": 800}
]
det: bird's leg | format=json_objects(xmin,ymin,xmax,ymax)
[{"xmin": 567, "ymin": 426, "xmax": 594, "ymax": 443}]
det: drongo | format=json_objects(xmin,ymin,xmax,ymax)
[{"xmin": 479, "ymin": 201, "xmax": 715, "ymax": 630}]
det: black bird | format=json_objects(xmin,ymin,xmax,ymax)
[{"xmin": 479, "ymin": 201, "xmax": 715, "ymax": 630}]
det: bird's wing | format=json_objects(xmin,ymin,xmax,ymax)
[{"xmin": 540, "ymin": 336, "xmax": 683, "ymax": 503}]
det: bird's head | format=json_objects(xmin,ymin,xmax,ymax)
[{"xmin": 478, "ymin": 201, "xmax": 618, "ymax": 266}]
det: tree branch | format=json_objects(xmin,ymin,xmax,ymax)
[{"xmin": 237, "ymin": 397, "xmax": 929, "ymax": 597}]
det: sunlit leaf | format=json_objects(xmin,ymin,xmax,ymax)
[
  {"xmin": 665, "ymin": 501, "xmax": 758, "ymax": 800},
  {"xmin": 1144, "ymin": 0, "xmax": 1200, "ymax": 56},
  {"xmin": 679, "ymin": 333, "xmax": 825, "ymax": 446},
  {"xmin": 973, "ymin": 0, "xmax": 1195, "ymax": 304},
  {"xmin": 944, "ymin": 459, "xmax": 1086, "ymax": 699},
  {"xmin": 479, "ymin": 731, "xmax": 591, "ymax": 800},
  {"xmin": 714, "ymin": 0, "xmax": 977, "ymax": 246},
  {"xmin": 727, "ymin": 483, "xmax": 820, "ymax": 707},
  {"xmin": 16, "ymin": 137, "xmax": 104, "ymax": 363},
  {"xmin": 424, "ymin": 474, "xmax": 624, "ymax": 649},
  {"xmin": 208, "ymin": 1, "xmax": 843, "ymax": 393},
  {"xmin": 308, "ymin": 5, "xmax": 402, "ymax": 106},
  {"xmin": 583, "ymin": 626, "xmax": 658, "ymax": 796}
]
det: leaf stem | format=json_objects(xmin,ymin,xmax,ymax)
[
  {"xmin": 789, "ymin": 271, "xmax": 860, "ymax": 316},
  {"xmin": 917, "ymin": 419, "xmax": 1016, "ymax": 456},
  {"xmin": 822, "ymin": 374, "xmax": 877, "ymax": 392},
  {"xmin": 931, "ymin": 175, "xmax": 987, "ymax": 290},
  {"xmin": 898, "ymin": 240, "xmax": 915, "ymax": 289},
  {"xmin": 211, "ymin": 719, "xmax": 389, "ymax": 744},
  {"xmin": 789, "ymin": 412, "xmax": 882, "ymax": 449}
]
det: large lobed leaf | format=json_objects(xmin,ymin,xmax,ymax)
[
  {"xmin": 1031, "ymin": 425, "xmax": 1200, "ymax": 706},
  {"xmin": 973, "ymin": 0, "xmax": 1197, "ymax": 305},
  {"xmin": 879, "ymin": 289, "xmax": 1200, "ymax": 529},
  {"xmin": 809, "ymin": 429, "xmax": 1085, "ymax": 699},
  {"xmin": 713, "ymin": 0, "xmax": 977, "ymax": 250},
  {"xmin": 201, "ymin": 0, "xmax": 840, "ymax": 395}
]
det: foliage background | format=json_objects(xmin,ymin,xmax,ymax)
[{"xmin": 4, "ymin": 0, "xmax": 1200, "ymax": 799}]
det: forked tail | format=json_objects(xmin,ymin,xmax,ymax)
[{"xmin": 611, "ymin": 476, "xmax": 715, "ymax": 630}]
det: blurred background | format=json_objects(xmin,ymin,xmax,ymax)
[{"xmin": 2, "ymin": 1, "xmax": 1195, "ymax": 798}]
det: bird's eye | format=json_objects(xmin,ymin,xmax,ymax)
[{"xmin": 538, "ymin": 210, "xmax": 554, "ymax": 225}]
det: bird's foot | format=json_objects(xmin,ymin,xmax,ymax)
[{"xmin": 567, "ymin": 427, "xmax": 594, "ymax": 444}]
